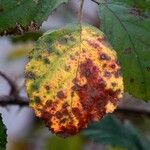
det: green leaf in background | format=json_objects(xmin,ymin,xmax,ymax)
[
  {"xmin": 44, "ymin": 135, "xmax": 83, "ymax": 150},
  {"xmin": 11, "ymin": 32, "xmax": 42, "ymax": 43},
  {"xmin": 0, "ymin": 0, "xmax": 68, "ymax": 35},
  {"xmin": 99, "ymin": 3, "xmax": 150, "ymax": 101},
  {"xmin": 0, "ymin": 114, "xmax": 7, "ymax": 150},
  {"xmin": 83, "ymin": 115, "xmax": 150, "ymax": 150},
  {"xmin": 113, "ymin": 0, "xmax": 150, "ymax": 11},
  {"xmin": 6, "ymin": 42, "xmax": 33, "ymax": 61}
]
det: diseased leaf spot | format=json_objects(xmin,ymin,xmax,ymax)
[
  {"xmin": 44, "ymin": 85, "xmax": 50, "ymax": 91},
  {"xmin": 31, "ymin": 83, "xmax": 39, "ymax": 91},
  {"xmin": 64, "ymin": 65, "xmax": 71, "ymax": 72},
  {"xmin": 87, "ymin": 40, "xmax": 100, "ymax": 49},
  {"xmin": 43, "ymin": 58, "xmax": 50, "ymax": 64},
  {"xmin": 147, "ymin": 66, "xmax": 150, "ymax": 72},
  {"xmin": 55, "ymin": 111, "xmax": 63, "ymax": 119},
  {"xmin": 111, "ymin": 82, "xmax": 117, "ymax": 87},
  {"xmin": 34, "ymin": 96, "xmax": 41, "ymax": 104},
  {"xmin": 124, "ymin": 47, "xmax": 132, "ymax": 55},
  {"xmin": 56, "ymin": 91, "xmax": 66, "ymax": 99},
  {"xmin": 0, "ymin": 5, "xmax": 4, "ymax": 12},
  {"xmin": 104, "ymin": 71, "xmax": 111, "ymax": 78},
  {"xmin": 130, "ymin": 78, "xmax": 134, "ymax": 83},
  {"xmin": 25, "ymin": 71, "xmax": 36, "ymax": 79},
  {"xmin": 99, "ymin": 53, "xmax": 110, "ymax": 60},
  {"xmin": 97, "ymin": 37, "xmax": 106, "ymax": 42},
  {"xmin": 102, "ymin": 63, "xmax": 107, "ymax": 68},
  {"xmin": 110, "ymin": 63, "xmax": 116, "ymax": 69},
  {"xmin": 114, "ymin": 70, "xmax": 121, "ymax": 78}
]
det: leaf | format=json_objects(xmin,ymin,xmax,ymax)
[
  {"xmin": 0, "ymin": 0, "xmax": 68, "ymax": 35},
  {"xmin": 25, "ymin": 25, "xmax": 124, "ymax": 137},
  {"xmin": 83, "ymin": 115, "xmax": 150, "ymax": 150},
  {"xmin": 99, "ymin": 3, "xmax": 150, "ymax": 101},
  {"xmin": 44, "ymin": 135, "xmax": 83, "ymax": 150},
  {"xmin": 6, "ymin": 42, "xmax": 33, "ymax": 61},
  {"xmin": 0, "ymin": 114, "xmax": 7, "ymax": 150},
  {"xmin": 11, "ymin": 32, "xmax": 42, "ymax": 43},
  {"xmin": 112, "ymin": 0, "xmax": 150, "ymax": 11}
]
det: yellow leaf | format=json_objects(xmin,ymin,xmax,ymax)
[{"xmin": 25, "ymin": 25, "xmax": 124, "ymax": 137}]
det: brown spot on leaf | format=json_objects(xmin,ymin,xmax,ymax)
[
  {"xmin": 97, "ymin": 37, "xmax": 106, "ymax": 42},
  {"xmin": 111, "ymin": 82, "xmax": 117, "ymax": 87},
  {"xmin": 56, "ymin": 91, "xmax": 66, "ymax": 99},
  {"xmin": 102, "ymin": 63, "xmax": 107, "ymax": 68},
  {"xmin": 130, "ymin": 78, "xmax": 134, "ymax": 83},
  {"xmin": 114, "ymin": 70, "xmax": 121, "ymax": 78},
  {"xmin": 124, "ymin": 47, "xmax": 132, "ymax": 55},
  {"xmin": 104, "ymin": 71, "xmax": 111, "ymax": 78},
  {"xmin": 147, "ymin": 66, "xmax": 150, "ymax": 72},
  {"xmin": 110, "ymin": 63, "xmax": 116, "ymax": 69},
  {"xmin": 0, "ymin": 5, "xmax": 4, "ymax": 12},
  {"xmin": 43, "ymin": 58, "xmax": 50, "ymax": 64},
  {"xmin": 99, "ymin": 53, "xmax": 111, "ymax": 60},
  {"xmin": 64, "ymin": 65, "xmax": 71, "ymax": 72},
  {"xmin": 55, "ymin": 111, "xmax": 63, "ymax": 119},
  {"xmin": 25, "ymin": 71, "xmax": 36, "ymax": 79},
  {"xmin": 87, "ymin": 40, "xmax": 100, "ymax": 49},
  {"xmin": 34, "ymin": 96, "xmax": 41, "ymax": 104},
  {"xmin": 45, "ymin": 85, "xmax": 50, "ymax": 91}
]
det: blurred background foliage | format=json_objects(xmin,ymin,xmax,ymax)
[{"xmin": 0, "ymin": 0, "xmax": 150, "ymax": 150}]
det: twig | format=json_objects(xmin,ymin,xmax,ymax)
[
  {"xmin": 0, "ymin": 71, "xmax": 18, "ymax": 95},
  {"xmin": 116, "ymin": 107, "xmax": 150, "ymax": 117},
  {"xmin": 0, "ymin": 72, "xmax": 150, "ymax": 117},
  {"xmin": 91, "ymin": 0, "xmax": 100, "ymax": 5},
  {"xmin": 0, "ymin": 96, "xmax": 150, "ymax": 117},
  {"xmin": 0, "ymin": 95, "xmax": 28, "ymax": 107},
  {"xmin": 0, "ymin": 71, "xmax": 28, "ymax": 107}
]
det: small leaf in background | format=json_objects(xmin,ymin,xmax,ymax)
[
  {"xmin": 11, "ymin": 32, "xmax": 43, "ymax": 43},
  {"xmin": 44, "ymin": 135, "xmax": 83, "ymax": 150},
  {"xmin": 113, "ymin": 0, "xmax": 150, "ymax": 11},
  {"xmin": 6, "ymin": 42, "xmax": 34, "ymax": 61},
  {"xmin": 83, "ymin": 115, "xmax": 150, "ymax": 150},
  {"xmin": 0, "ymin": 114, "xmax": 7, "ymax": 150},
  {"xmin": 25, "ymin": 25, "xmax": 124, "ymax": 137},
  {"xmin": 0, "ymin": 0, "xmax": 68, "ymax": 35},
  {"xmin": 99, "ymin": 2, "xmax": 150, "ymax": 101}
]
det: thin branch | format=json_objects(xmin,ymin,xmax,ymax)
[
  {"xmin": 0, "ymin": 71, "xmax": 18, "ymax": 95},
  {"xmin": 0, "ymin": 96, "xmax": 150, "ymax": 117},
  {"xmin": 91, "ymin": 0, "xmax": 100, "ymax": 5},
  {"xmin": 116, "ymin": 107, "xmax": 150, "ymax": 117},
  {"xmin": 0, "ymin": 95, "xmax": 28, "ymax": 107},
  {"xmin": 0, "ymin": 72, "xmax": 150, "ymax": 117},
  {"xmin": 78, "ymin": 0, "xmax": 85, "ymax": 25}
]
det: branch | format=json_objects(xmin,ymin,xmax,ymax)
[
  {"xmin": 91, "ymin": 0, "xmax": 100, "ymax": 5},
  {"xmin": 0, "ymin": 71, "xmax": 18, "ymax": 95},
  {"xmin": 0, "ymin": 95, "xmax": 150, "ymax": 117},
  {"xmin": 0, "ymin": 71, "xmax": 150, "ymax": 117},
  {"xmin": 116, "ymin": 106, "xmax": 150, "ymax": 117},
  {"xmin": 0, "ymin": 95, "xmax": 28, "ymax": 107},
  {"xmin": 0, "ymin": 71, "xmax": 28, "ymax": 107}
]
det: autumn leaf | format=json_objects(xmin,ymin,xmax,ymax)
[{"xmin": 25, "ymin": 25, "xmax": 124, "ymax": 137}]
